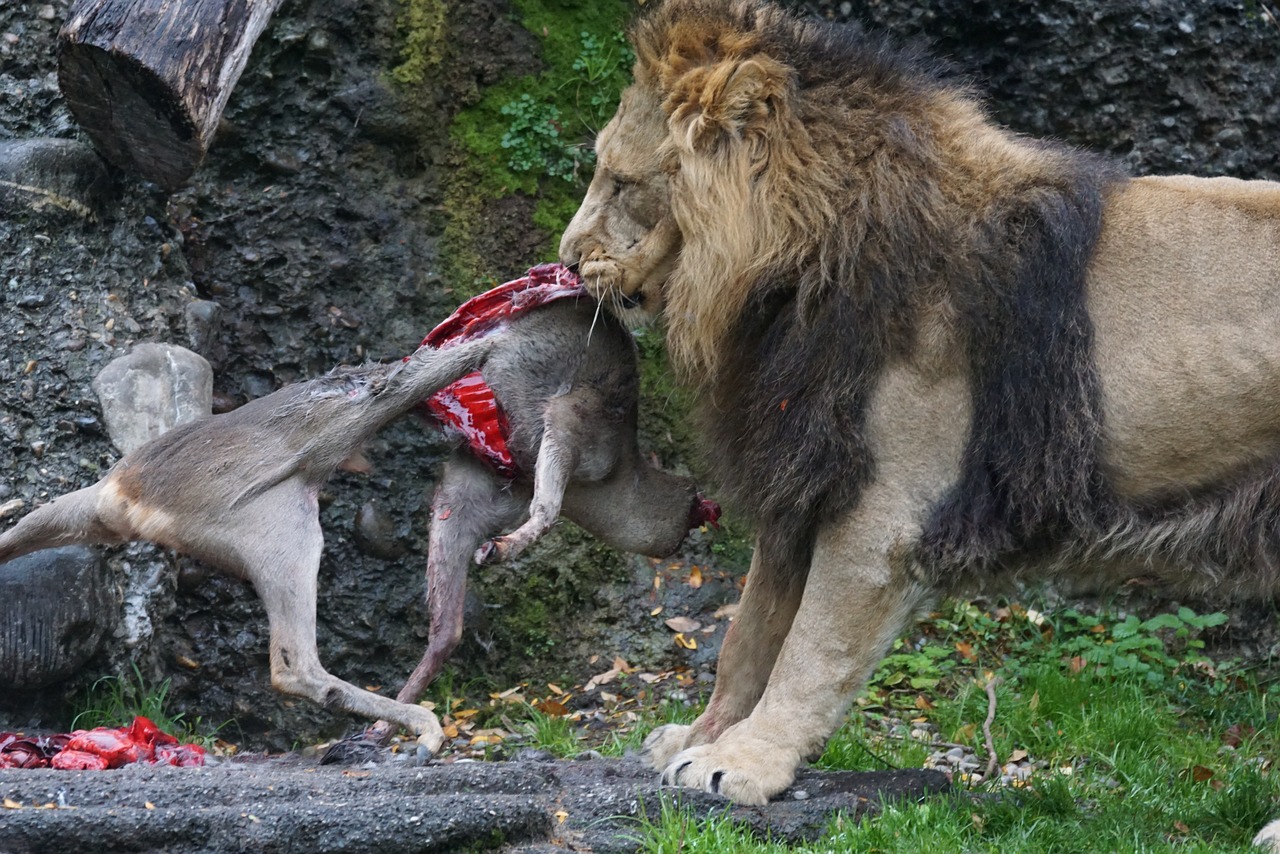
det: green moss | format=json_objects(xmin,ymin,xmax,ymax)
[
  {"xmin": 474, "ymin": 523, "xmax": 631, "ymax": 681},
  {"xmin": 438, "ymin": 157, "xmax": 500, "ymax": 299},
  {"xmin": 441, "ymin": 0, "xmax": 635, "ymax": 284},
  {"xmin": 390, "ymin": 0, "xmax": 447, "ymax": 86}
]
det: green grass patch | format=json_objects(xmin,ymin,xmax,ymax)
[
  {"xmin": 491, "ymin": 597, "xmax": 1278, "ymax": 853},
  {"xmin": 73, "ymin": 662, "xmax": 225, "ymax": 747}
]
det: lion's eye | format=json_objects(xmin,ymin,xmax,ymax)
[{"xmin": 611, "ymin": 176, "xmax": 635, "ymax": 196}]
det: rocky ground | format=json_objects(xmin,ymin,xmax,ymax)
[{"xmin": 0, "ymin": 753, "xmax": 949, "ymax": 852}]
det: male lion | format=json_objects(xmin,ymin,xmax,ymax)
[{"xmin": 559, "ymin": 0, "xmax": 1280, "ymax": 808}]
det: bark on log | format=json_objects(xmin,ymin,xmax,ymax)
[{"xmin": 58, "ymin": 0, "xmax": 288, "ymax": 191}]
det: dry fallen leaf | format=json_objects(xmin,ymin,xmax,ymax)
[
  {"xmin": 650, "ymin": 606, "xmax": 663, "ymax": 616},
  {"xmin": 674, "ymin": 633, "xmax": 697, "ymax": 650},
  {"xmin": 665, "ymin": 616, "xmax": 701, "ymax": 633},
  {"xmin": 585, "ymin": 667, "xmax": 620, "ymax": 691},
  {"xmin": 688, "ymin": 566, "xmax": 703, "ymax": 589},
  {"xmin": 145, "ymin": 801, "xmax": 156, "ymax": 810},
  {"xmin": 4, "ymin": 798, "xmax": 23, "ymax": 809},
  {"xmin": 1007, "ymin": 749, "xmax": 1028, "ymax": 763},
  {"xmin": 555, "ymin": 809, "xmax": 569, "ymax": 824},
  {"xmin": 537, "ymin": 699, "xmax": 569, "ymax": 717}
]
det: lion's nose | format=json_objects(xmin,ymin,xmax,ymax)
[{"xmin": 558, "ymin": 233, "xmax": 582, "ymax": 270}]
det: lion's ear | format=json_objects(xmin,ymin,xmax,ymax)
[{"xmin": 666, "ymin": 55, "xmax": 791, "ymax": 153}]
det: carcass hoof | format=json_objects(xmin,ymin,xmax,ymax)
[
  {"xmin": 319, "ymin": 731, "xmax": 387, "ymax": 766},
  {"xmin": 473, "ymin": 539, "xmax": 508, "ymax": 566}
]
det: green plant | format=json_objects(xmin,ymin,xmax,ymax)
[
  {"xmin": 73, "ymin": 663, "xmax": 222, "ymax": 746},
  {"xmin": 567, "ymin": 30, "xmax": 634, "ymax": 131},
  {"xmin": 497, "ymin": 30, "xmax": 634, "ymax": 183},
  {"xmin": 1051, "ymin": 606, "xmax": 1228, "ymax": 685},
  {"xmin": 516, "ymin": 703, "xmax": 582, "ymax": 757},
  {"xmin": 500, "ymin": 95, "xmax": 574, "ymax": 179}
]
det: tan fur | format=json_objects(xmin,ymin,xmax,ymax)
[{"xmin": 561, "ymin": 0, "xmax": 1280, "ymax": 807}]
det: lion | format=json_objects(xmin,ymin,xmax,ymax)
[{"xmin": 558, "ymin": 0, "xmax": 1280, "ymax": 809}]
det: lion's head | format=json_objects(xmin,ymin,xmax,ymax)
[
  {"xmin": 558, "ymin": 83, "xmax": 678, "ymax": 328},
  {"xmin": 560, "ymin": 0, "xmax": 863, "ymax": 378}
]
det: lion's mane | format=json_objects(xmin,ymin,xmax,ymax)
[{"xmin": 631, "ymin": 0, "xmax": 1131, "ymax": 578}]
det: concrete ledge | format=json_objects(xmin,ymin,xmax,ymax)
[{"xmin": 0, "ymin": 754, "xmax": 951, "ymax": 852}]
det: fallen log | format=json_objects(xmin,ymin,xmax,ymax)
[{"xmin": 57, "ymin": 0, "xmax": 289, "ymax": 190}]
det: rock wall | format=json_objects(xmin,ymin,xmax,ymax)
[{"xmin": 0, "ymin": 0, "xmax": 1276, "ymax": 748}]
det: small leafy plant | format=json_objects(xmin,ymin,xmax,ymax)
[
  {"xmin": 1053, "ymin": 606, "xmax": 1228, "ymax": 684},
  {"xmin": 497, "ymin": 30, "xmax": 634, "ymax": 182},
  {"xmin": 500, "ymin": 95, "xmax": 579, "ymax": 181}
]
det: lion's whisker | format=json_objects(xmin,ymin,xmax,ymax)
[{"xmin": 586, "ymin": 276, "xmax": 605, "ymax": 348}]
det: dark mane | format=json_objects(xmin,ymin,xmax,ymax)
[{"xmin": 688, "ymin": 6, "xmax": 1128, "ymax": 580}]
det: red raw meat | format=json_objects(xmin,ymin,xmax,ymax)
[
  {"xmin": 154, "ymin": 742, "xmax": 207, "ymax": 767},
  {"xmin": 50, "ymin": 749, "xmax": 109, "ymax": 771},
  {"xmin": 1, "ymin": 716, "xmax": 206, "ymax": 771},
  {"xmin": 64, "ymin": 727, "xmax": 147, "ymax": 768},
  {"xmin": 421, "ymin": 263, "xmax": 587, "ymax": 476},
  {"xmin": 0, "ymin": 732, "xmax": 70, "ymax": 769}
]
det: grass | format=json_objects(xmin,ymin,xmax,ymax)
[
  {"xmin": 72, "ymin": 662, "xmax": 226, "ymax": 748},
  {"xmin": 484, "ymin": 597, "xmax": 1279, "ymax": 853}
]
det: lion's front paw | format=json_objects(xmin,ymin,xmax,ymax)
[
  {"xmin": 642, "ymin": 723, "xmax": 695, "ymax": 770},
  {"xmin": 659, "ymin": 737, "xmax": 800, "ymax": 806}
]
